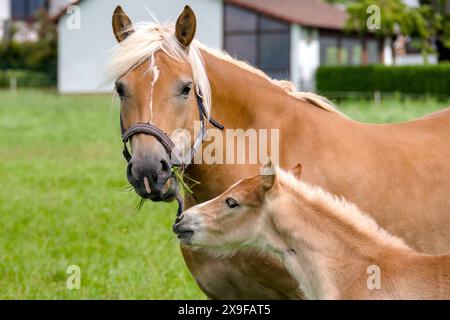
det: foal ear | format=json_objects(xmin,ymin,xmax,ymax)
[
  {"xmin": 175, "ymin": 6, "xmax": 197, "ymax": 48},
  {"xmin": 112, "ymin": 6, "xmax": 134, "ymax": 43},
  {"xmin": 292, "ymin": 163, "xmax": 303, "ymax": 180},
  {"xmin": 261, "ymin": 160, "xmax": 276, "ymax": 191}
]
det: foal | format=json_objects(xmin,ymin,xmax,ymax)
[{"xmin": 173, "ymin": 164, "xmax": 450, "ymax": 300}]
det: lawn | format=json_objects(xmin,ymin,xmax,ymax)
[{"xmin": 0, "ymin": 89, "xmax": 448, "ymax": 299}]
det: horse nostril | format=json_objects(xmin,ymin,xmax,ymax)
[
  {"xmin": 128, "ymin": 161, "xmax": 143, "ymax": 181},
  {"xmin": 127, "ymin": 162, "xmax": 134, "ymax": 178}
]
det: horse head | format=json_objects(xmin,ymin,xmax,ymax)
[{"xmin": 109, "ymin": 6, "xmax": 209, "ymax": 202}]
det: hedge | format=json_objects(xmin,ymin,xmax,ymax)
[
  {"xmin": 316, "ymin": 64, "xmax": 450, "ymax": 96},
  {"xmin": 0, "ymin": 69, "xmax": 55, "ymax": 88}
]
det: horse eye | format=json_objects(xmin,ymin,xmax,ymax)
[
  {"xmin": 115, "ymin": 82, "xmax": 125, "ymax": 97},
  {"xmin": 225, "ymin": 197, "xmax": 239, "ymax": 209},
  {"xmin": 181, "ymin": 83, "xmax": 192, "ymax": 96}
]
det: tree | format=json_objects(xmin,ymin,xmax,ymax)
[
  {"xmin": 421, "ymin": 0, "xmax": 450, "ymax": 61},
  {"xmin": 345, "ymin": 0, "xmax": 410, "ymax": 36},
  {"xmin": 0, "ymin": 8, "xmax": 57, "ymax": 79},
  {"xmin": 27, "ymin": 9, "xmax": 58, "ymax": 79},
  {"xmin": 326, "ymin": 0, "xmax": 450, "ymax": 62}
]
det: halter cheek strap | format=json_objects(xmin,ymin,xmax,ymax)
[
  {"xmin": 120, "ymin": 92, "xmax": 224, "ymax": 215},
  {"xmin": 120, "ymin": 92, "xmax": 223, "ymax": 165}
]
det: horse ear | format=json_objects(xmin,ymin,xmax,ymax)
[
  {"xmin": 175, "ymin": 6, "xmax": 197, "ymax": 48},
  {"xmin": 112, "ymin": 6, "xmax": 134, "ymax": 43},
  {"xmin": 261, "ymin": 160, "xmax": 276, "ymax": 191},
  {"xmin": 292, "ymin": 163, "xmax": 303, "ymax": 180}
]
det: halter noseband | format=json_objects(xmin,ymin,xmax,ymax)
[
  {"xmin": 120, "ymin": 92, "xmax": 224, "ymax": 165},
  {"xmin": 120, "ymin": 92, "xmax": 224, "ymax": 215}
]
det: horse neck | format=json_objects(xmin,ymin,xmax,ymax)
[
  {"xmin": 186, "ymin": 50, "xmax": 341, "ymax": 190},
  {"xmin": 262, "ymin": 181, "xmax": 412, "ymax": 299},
  {"xmin": 201, "ymin": 50, "xmax": 309, "ymax": 128}
]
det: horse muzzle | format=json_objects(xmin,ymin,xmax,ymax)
[
  {"xmin": 119, "ymin": 92, "xmax": 224, "ymax": 204},
  {"xmin": 126, "ymin": 149, "xmax": 178, "ymax": 202}
]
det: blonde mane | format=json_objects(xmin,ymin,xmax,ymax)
[
  {"xmin": 106, "ymin": 22, "xmax": 212, "ymax": 115},
  {"xmin": 197, "ymin": 43, "xmax": 348, "ymax": 118},
  {"xmin": 106, "ymin": 21, "xmax": 346, "ymax": 119},
  {"xmin": 273, "ymin": 168, "xmax": 411, "ymax": 251}
]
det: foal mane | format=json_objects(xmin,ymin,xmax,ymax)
[
  {"xmin": 105, "ymin": 21, "xmax": 346, "ymax": 119},
  {"xmin": 273, "ymin": 168, "xmax": 410, "ymax": 251}
]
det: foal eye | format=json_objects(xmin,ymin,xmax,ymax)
[{"xmin": 225, "ymin": 197, "xmax": 240, "ymax": 209}]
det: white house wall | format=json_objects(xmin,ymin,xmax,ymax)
[
  {"xmin": 291, "ymin": 24, "xmax": 319, "ymax": 91},
  {"xmin": 58, "ymin": 0, "xmax": 223, "ymax": 93},
  {"xmin": 290, "ymin": 24, "xmax": 300, "ymax": 90},
  {"xmin": 383, "ymin": 37, "xmax": 393, "ymax": 66},
  {"xmin": 0, "ymin": 0, "xmax": 10, "ymax": 20},
  {"xmin": 396, "ymin": 54, "xmax": 437, "ymax": 65},
  {"xmin": 0, "ymin": 0, "xmax": 10, "ymax": 39}
]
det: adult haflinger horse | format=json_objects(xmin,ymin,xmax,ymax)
[
  {"xmin": 108, "ymin": 6, "xmax": 450, "ymax": 299},
  {"xmin": 173, "ymin": 163, "xmax": 450, "ymax": 299}
]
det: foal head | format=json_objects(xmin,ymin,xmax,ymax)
[
  {"xmin": 109, "ymin": 6, "xmax": 210, "ymax": 201},
  {"xmin": 173, "ymin": 162, "xmax": 299, "ymax": 251}
]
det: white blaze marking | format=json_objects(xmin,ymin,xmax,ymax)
[{"xmin": 149, "ymin": 55, "xmax": 160, "ymax": 123}]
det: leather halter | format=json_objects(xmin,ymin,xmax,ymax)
[
  {"xmin": 120, "ymin": 92, "xmax": 224, "ymax": 215},
  {"xmin": 120, "ymin": 92, "xmax": 224, "ymax": 165}
]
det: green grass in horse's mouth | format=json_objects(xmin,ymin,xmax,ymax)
[{"xmin": 171, "ymin": 166, "xmax": 200, "ymax": 196}]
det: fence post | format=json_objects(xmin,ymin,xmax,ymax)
[
  {"xmin": 10, "ymin": 75, "xmax": 17, "ymax": 92},
  {"xmin": 374, "ymin": 90, "xmax": 381, "ymax": 106}
]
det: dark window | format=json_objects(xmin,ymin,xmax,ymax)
[
  {"xmin": 260, "ymin": 33, "xmax": 290, "ymax": 70},
  {"xmin": 225, "ymin": 34, "xmax": 257, "ymax": 65},
  {"xmin": 224, "ymin": 5, "xmax": 257, "ymax": 32},
  {"xmin": 224, "ymin": 4, "xmax": 290, "ymax": 79},
  {"xmin": 259, "ymin": 16, "xmax": 289, "ymax": 32},
  {"xmin": 320, "ymin": 31, "xmax": 380, "ymax": 65},
  {"xmin": 341, "ymin": 37, "xmax": 362, "ymax": 65},
  {"xmin": 320, "ymin": 35, "xmax": 339, "ymax": 65},
  {"xmin": 367, "ymin": 39, "xmax": 380, "ymax": 64},
  {"xmin": 12, "ymin": 0, "xmax": 46, "ymax": 21}
]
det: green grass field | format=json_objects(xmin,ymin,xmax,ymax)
[{"xmin": 0, "ymin": 90, "xmax": 448, "ymax": 299}]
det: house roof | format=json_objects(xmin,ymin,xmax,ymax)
[
  {"xmin": 52, "ymin": 0, "xmax": 348, "ymax": 30},
  {"xmin": 225, "ymin": 0, "xmax": 348, "ymax": 30}
]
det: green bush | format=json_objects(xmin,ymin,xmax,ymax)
[
  {"xmin": 0, "ymin": 9, "xmax": 57, "ymax": 84},
  {"xmin": 0, "ymin": 69, "xmax": 55, "ymax": 88},
  {"xmin": 316, "ymin": 64, "xmax": 450, "ymax": 96}
]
